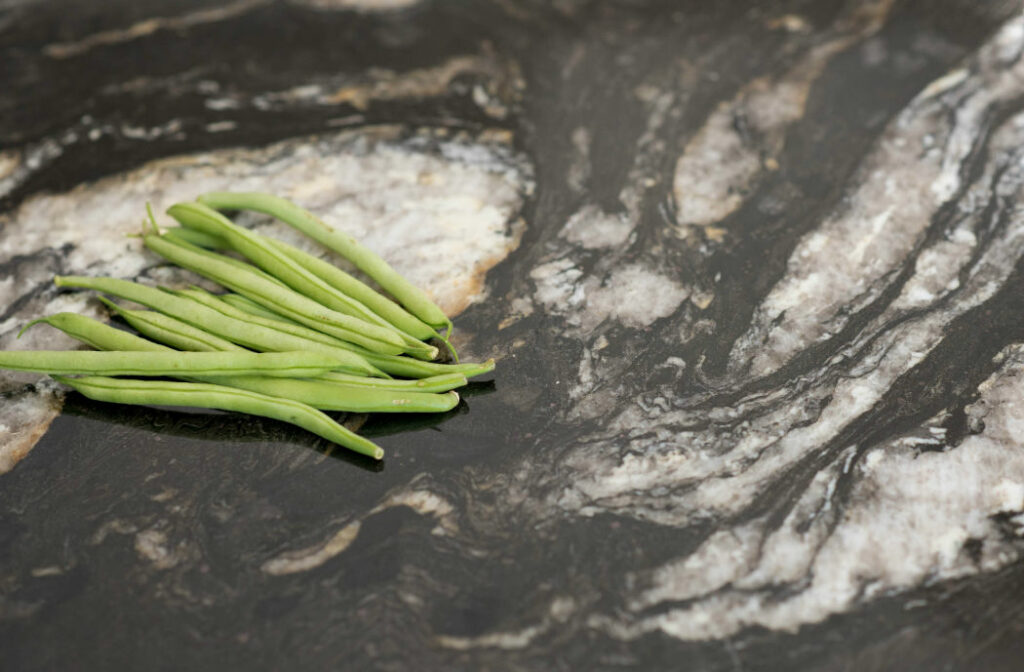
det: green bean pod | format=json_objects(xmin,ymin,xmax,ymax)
[
  {"xmin": 20, "ymin": 313, "xmax": 158, "ymax": 352},
  {"xmin": 54, "ymin": 276, "xmax": 386, "ymax": 378},
  {"xmin": 99, "ymin": 297, "xmax": 248, "ymax": 353},
  {"xmin": 208, "ymin": 377, "xmax": 459, "ymax": 413},
  {"xmin": 200, "ymin": 286, "xmax": 491, "ymax": 379},
  {"xmin": 145, "ymin": 234, "xmax": 432, "ymax": 359},
  {"xmin": 54, "ymin": 376, "xmax": 385, "ymax": 459},
  {"xmin": 163, "ymin": 226, "xmax": 438, "ymax": 342},
  {"xmin": 161, "ymin": 228, "xmax": 291, "ymax": 290},
  {"xmin": 27, "ymin": 313, "xmax": 463, "ymax": 410},
  {"xmin": 320, "ymin": 371, "xmax": 468, "ymax": 393},
  {"xmin": 360, "ymin": 354, "xmax": 497, "ymax": 380},
  {"xmin": 173, "ymin": 286, "xmax": 368, "ymax": 351},
  {"xmin": 167, "ymin": 202, "xmax": 426, "ymax": 346},
  {"xmin": 196, "ymin": 191, "xmax": 453, "ymax": 333},
  {"xmin": 218, "ymin": 293, "xmax": 290, "ymax": 322},
  {"xmin": 0, "ymin": 350, "xmax": 342, "ymax": 377}
]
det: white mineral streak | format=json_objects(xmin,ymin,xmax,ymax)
[
  {"xmin": 288, "ymin": 0, "xmax": 421, "ymax": 11},
  {"xmin": 545, "ymin": 16, "xmax": 1024, "ymax": 640},
  {"xmin": 673, "ymin": 0, "xmax": 896, "ymax": 233},
  {"xmin": 560, "ymin": 205, "xmax": 633, "ymax": 250},
  {"xmin": 730, "ymin": 15, "xmax": 1024, "ymax": 377},
  {"xmin": 0, "ymin": 126, "xmax": 530, "ymax": 474},
  {"xmin": 531, "ymin": 260, "xmax": 689, "ymax": 332},
  {"xmin": 616, "ymin": 345, "xmax": 1024, "ymax": 640},
  {"xmin": 261, "ymin": 521, "xmax": 362, "ymax": 576},
  {"xmin": 261, "ymin": 485, "xmax": 456, "ymax": 575}
]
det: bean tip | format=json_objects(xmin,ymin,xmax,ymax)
[
  {"xmin": 374, "ymin": 447, "xmax": 385, "ymax": 460},
  {"xmin": 17, "ymin": 317, "xmax": 48, "ymax": 339}
]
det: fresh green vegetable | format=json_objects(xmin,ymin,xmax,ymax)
[
  {"xmin": 55, "ymin": 376, "xmax": 385, "ymax": 459},
  {"xmin": 0, "ymin": 349, "xmax": 341, "ymax": 377},
  {"xmin": 54, "ymin": 276, "xmax": 386, "ymax": 378},
  {"xmin": 197, "ymin": 192, "xmax": 453, "ymax": 334}
]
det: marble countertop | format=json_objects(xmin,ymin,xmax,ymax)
[{"xmin": 3, "ymin": 0, "xmax": 1024, "ymax": 669}]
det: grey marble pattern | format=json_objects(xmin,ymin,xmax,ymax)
[{"xmin": 3, "ymin": 0, "xmax": 1024, "ymax": 669}]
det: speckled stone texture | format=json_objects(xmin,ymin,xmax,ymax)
[{"xmin": 4, "ymin": 1, "xmax": 1024, "ymax": 670}]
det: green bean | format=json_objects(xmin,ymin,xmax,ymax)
[
  {"xmin": 163, "ymin": 226, "xmax": 438, "ymax": 342},
  {"xmin": 161, "ymin": 228, "xmax": 291, "ymax": 290},
  {"xmin": 28, "ymin": 313, "xmax": 462, "ymax": 410},
  {"xmin": 207, "ymin": 288, "xmax": 490, "ymax": 379},
  {"xmin": 145, "ymin": 234, "xmax": 433, "ymax": 358},
  {"xmin": 99, "ymin": 297, "xmax": 248, "ymax": 353},
  {"xmin": 161, "ymin": 226, "xmax": 224, "ymax": 250},
  {"xmin": 173, "ymin": 286, "xmax": 370, "ymax": 351},
  {"xmin": 19, "ymin": 313, "xmax": 161, "ymax": 352},
  {"xmin": 0, "ymin": 350, "xmax": 342, "ymax": 377},
  {"xmin": 168, "ymin": 202, "xmax": 424, "ymax": 345},
  {"xmin": 361, "ymin": 354, "xmax": 497, "ymax": 380},
  {"xmin": 196, "ymin": 192, "xmax": 453, "ymax": 333},
  {"xmin": 207, "ymin": 377, "xmax": 459, "ymax": 413},
  {"xmin": 54, "ymin": 375, "xmax": 385, "ymax": 459},
  {"xmin": 320, "ymin": 371, "xmax": 468, "ymax": 393},
  {"xmin": 215, "ymin": 290, "xmax": 492, "ymax": 378},
  {"xmin": 219, "ymin": 293, "xmax": 289, "ymax": 322},
  {"xmin": 54, "ymin": 276, "xmax": 386, "ymax": 378}
]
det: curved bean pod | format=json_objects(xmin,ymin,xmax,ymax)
[
  {"xmin": 163, "ymin": 226, "xmax": 438, "ymax": 341},
  {"xmin": 29, "ymin": 313, "xmax": 463, "ymax": 409},
  {"xmin": 54, "ymin": 276, "xmax": 386, "ymax": 378},
  {"xmin": 219, "ymin": 293, "xmax": 288, "ymax": 321},
  {"xmin": 99, "ymin": 297, "xmax": 248, "ymax": 353},
  {"xmin": 161, "ymin": 228, "xmax": 291, "ymax": 289},
  {"xmin": 168, "ymin": 202, "xmax": 421, "ymax": 343},
  {"xmin": 54, "ymin": 376, "xmax": 384, "ymax": 459},
  {"xmin": 212, "ymin": 378, "xmax": 459, "ymax": 413},
  {"xmin": 320, "ymin": 371, "xmax": 468, "ymax": 393},
  {"xmin": 211, "ymin": 289, "xmax": 492, "ymax": 379},
  {"xmin": 196, "ymin": 191, "xmax": 452, "ymax": 333},
  {"xmin": 145, "ymin": 234, "xmax": 431, "ymax": 358},
  {"xmin": 19, "ymin": 313, "xmax": 164, "ymax": 352}
]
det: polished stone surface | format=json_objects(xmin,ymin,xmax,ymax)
[{"xmin": 4, "ymin": 0, "xmax": 1024, "ymax": 669}]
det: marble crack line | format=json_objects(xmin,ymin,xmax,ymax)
[
  {"xmin": 43, "ymin": 0, "xmax": 270, "ymax": 59},
  {"xmin": 436, "ymin": 595, "xmax": 578, "ymax": 652},
  {"xmin": 260, "ymin": 485, "xmax": 458, "ymax": 576},
  {"xmin": 672, "ymin": 0, "xmax": 896, "ymax": 234}
]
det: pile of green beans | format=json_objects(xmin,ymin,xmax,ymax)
[{"xmin": 4, "ymin": 193, "xmax": 495, "ymax": 460}]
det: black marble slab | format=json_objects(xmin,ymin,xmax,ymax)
[{"xmin": 3, "ymin": 1, "xmax": 1024, "ymax": 670}]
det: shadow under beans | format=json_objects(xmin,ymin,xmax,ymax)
[
  {"xmin": 354, "ymin": 380, "xmax": 495, "ymax": 437},
  {"xmin": 56, "ymin": 380, "xmax": 496, "ymax": 469},
  {"xmin": 58, "ymin": 392, "xmax": 384, "ymax": 472}
]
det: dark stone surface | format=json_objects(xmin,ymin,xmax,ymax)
[{"xmin": 3, "ymin": 1, "xmax": 1024, "ymax": 669}]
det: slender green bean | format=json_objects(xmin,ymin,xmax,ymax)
[
  {"xmin": 161, "ymin": 226, "xmax": 224, "ymax": 250},
  {"xmin": 19, "ymin": 313, "xmax": 161, "ymax": 352},
  {"xmin": 173, "ymin": 286, "xmax": 371, "ymax": 351},
  {"xmin": 208, "ymin": 288, "xmax": 491, "ymax": 379},
  {"xmin": 219, "ymin": 293, "xmax": 289, "ymax": 322},
  {"xmin": 146, "ymin": 234, "xmax": 433, "ymax": 358},
  {"xmin": 54, "ymin": 276, "xmax": 386, "ymax": 378},
  {"xmin": 168, "ymin": 202, "xmax": 424, "ymax": 346},
  {"xmin": 28, "ymin": 313, "xmax": 463, "ymax": 410},
  {"xmin": 320, "ymin": 371, "xmax": 468, "ymax": 393},
  {"xmin": 163, "ymin": 226, "xmax": 438, "ymax": 342},
  {"xmin": 0, "ymin": 350, "xmax": 342, "ymax": 377},
  {"xmin": 361, "ymin": 354, "xmax": 497, "ymax": 379},
  {"xmin": 99, "ymin": 297, "xmax": 248, "ymax": 353},
  {"xmin": 208, "ymin": 377, "xmax": 459, "ymax": 413},
  {"xmin": 196, "ymin": 192, "xmax": 453, "ymax": 333},
  {"xmin": 161, "ymin": 228, "xmax": 291, "ymax": 289},
  {"xmin": 54, "ymin": 376, "xmax": 385, "ymax": 459}
]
